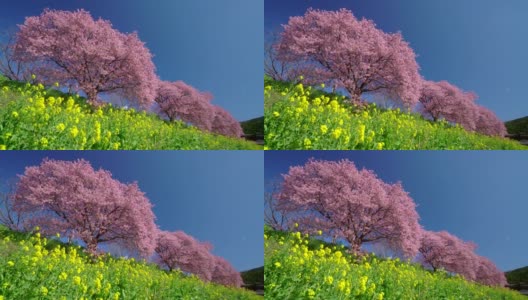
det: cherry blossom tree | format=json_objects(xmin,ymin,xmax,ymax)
[
  {"xmin": 419, "ymin": 80, "xmax": 479, "ymax": 131},
  {"xmin": 13, "ymin": 159, "xmax": 157, "ymax": 257},
  {"xmin": 211, "ymin": 105, "xmax": 243, "ymax": 138},
  {"xmin": 13, "ymin": 9, "xmax": 158, "ymax": 107},
  {"xmin": 277, "ymin": 158, "xmax": 421, "ymax": 258},
  {"xmin": 418, "ymin": 230, "xmax": 479, "ymax": 281},
  {"xmin": 155, "ymin": 80, "xmax": 214, "ymax": 130},
  {"xmin": 154, "ymin": 230, "xmax": 215, "ymax": 281},
  {"xmin": 211, "ymin": 255, "xmax": 243, "ymax": 287},
  {"xmin": 277, "ymin": 8, "xmax": 422, "ymax": 108},
  {"xmin": 475, "ymin": 256, "xmax": 507, "ymax": 287},
  {"xmin": 475, "ymin": 105, "xmax": 507, "ymax": 137}
]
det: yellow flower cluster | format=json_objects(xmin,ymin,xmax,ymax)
[
  {"xmin": 264, "ymin": 226, "xmax": 525, "ymax": 299},
  {"xmin": 264, "ymin": 80, "xmax": 526, "ymax": 150},
  {"xmin": 0, "ymin": 227, "xmax": 260, "ymax": 299},
  {"xmin": 0, "ymin": 79, "xmax": 260, "ymax": 150}
]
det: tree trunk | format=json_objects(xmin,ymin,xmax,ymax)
[
  {"xmin": 86, "ymin": 90, "xmax": 102, "ymax": 107},
  {"xmin": 85, "ymin": 239, "xmax": 98, "ymax": 256}
]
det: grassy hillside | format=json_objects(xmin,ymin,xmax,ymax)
[
  {"xmin": 0, "ymin": 76, "xmax": 260, "ymax": 150},
  {"xmin": 0, "ymin": 225, "xmax": 260, "ymax": 299},
  {"xmin": 264, "ymin": 226, "xmax": 525, "ymax": 299},
  {"xmin": 505, "ymin": 116, "xmax": 528, "ymax": 135},
  {"xmin": 264, "ymin": 77, "xmax": 526, "ymax": 150}
]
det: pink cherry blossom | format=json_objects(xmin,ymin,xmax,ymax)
[
  {"xmin": 277, "ymin": 8, "xmax": 422, "ymax": 108},
  {"xmin": 14, "ymin": 158, "xmax": 157, "ymax": 257},
  {"xmin": 155, "ymin": 80, "xmax": 215, "ymax": 131},
  {"xmin": 475, "ymin": 105, "xmax": 507, "ymax": 137},
  {"xmin": 210, "ymin": 105, "xmax": 243, "ymax": 138},
  {"xmin": 211, "ymin": 255, "xmax": 244, "ymax": 287},
  {"xmin": 419, "ymin": 80, "xmax": 479, "ymax": 131},
  {"xmin": 277, "ymin": 158, "xmax": 421, "ymax": 258},
  {"xmin": 14, "ymin": 9, "xmax": 158, "ymax": 108},
  {"xmin": 155, "ymin": 230, "xmax": 215, "ymax": 281}
]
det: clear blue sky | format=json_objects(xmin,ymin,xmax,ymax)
[
  {"xmin": 265, "ymin": 0, "xmax": 528, "ymax": 121},
  {"xmin": 0, "ymin": 151, "xmax": 264, "ymax": 271},
  {"xmin": 0, "ymin": 0, "xmax": 263, "ymax": 121},
  {"xmin": 265, "ymin": 151, "xmax": 527, "ymax": 272}
]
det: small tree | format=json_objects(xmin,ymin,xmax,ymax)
[
  {"xmin": 211, "ymin": 105, "xmax": 243, "ymax": 138},
  {"xmin": 154, "ymin": 230, "xmax": 215, "ymax": 281},
  {"xmin": 418, "ymin": 230, "xmax": 479, "ymax": 281},
  {"xmin": 278, "ymin": 158, "xmax": 421, "ymax": 258},
  {"xmin": 0, "ymin": 179, "xmax": 24, "ymax": 231},
  {"xmin": 211, "ymin": 255, "xmax": 243, "ymax": 287},
  {"xmin": 155, "ymin": 80, "xmax": 214, "ymax": 130},
  {"xmin": 0, "ymin": 29, "xmax": 29, "ymax": 81},
  {"xmin": 475, "ymin": 105, "xmax": 507, "ymax": 137},
  {"xmin": 475, "ymin": 256, "xmax": 507, "ymax": 287},
  {"xmin": 14, "ymin": 9, "xmax": 158, "ymax": 107},
  {"xmin": 419, "ymin": 80, "xmax": 478, "ymax": 131},
  {"xmin": 14, "ymin": 159, "xmax": 157, "ymax": 257},
  {"xmin": 277, "ymin": 8, "xmax": 422, "ymax": 108},
  {"xmin": 264, "ymin": 178, "xmax": 288, "ymax": 231}
]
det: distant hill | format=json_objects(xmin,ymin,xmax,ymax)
[
  {"xmin": 241, "ymin": 266, "xmax": 264, "ymax": 296},
  {"xmin": 505, "ymin": 116, "xmax": 528, "ymax": 135},
  {"xmin": 506, "ymin": 265, "xmax": 528, "ymax": 286},
  {"xmin": 240, "ymin": 117, "xmax": 264, "ymax": 145},
  {"xmin": 240, "ymin": 117, "xmax": 264, "ymax": 136}
]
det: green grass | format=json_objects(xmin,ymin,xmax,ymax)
[
  {"xmin": 264, "ymin": 226, "xmax": 525, "ymax": 299},
  {"xmin": 264, "ymin": 76, "xmax": 527, "ymax": 150},
  {"xmin": 0, "ymin": 225, "xmax": 260, "ymax": 299},
  {"xmin": 0, "ymin": 76, "xmax": 261, "ymax": 150}
]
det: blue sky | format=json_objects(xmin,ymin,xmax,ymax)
[
  {"xmin": 265, "ymin": 0, "xmax": 528, "ymax": 121},
  {"xmin": 0, "ymin": 0, "xmax": 263, "ymax": 121},
  {"xmin": 265, "ymin": 151, "xmax": 527, "ymax": 272},
  {"xmin": 0, "ymin": 151, "xmax": 264, "ymax": 271}
]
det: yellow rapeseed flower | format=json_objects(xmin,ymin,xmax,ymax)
[
  {"xmin": 303, "ymin": 138, "xmax": 312, "ymax": 149},
  {"xmin": 358, "ymin": 124, "xmax": 366, "ymax": 143},
  {"xmin": 0, "ymin": 145, "xmax": 6, "ymax": 150},
  {"xmin": 40, "ymin": 286, "xmax": 48, "ymax": 296},
  {"xmin": 274, "ymin": 262, "xmax": 281, "ymax": 268},
  {"xmin": 11, "ymin": 111, "xmax": 18, "ymax": 118},
  {"xmin": 332, "ymin": 128, "xmax": 343, "ymax": 139},
  {"xmin": 7, "ymin": 261, "xmax": 14, "ymax": 267},
  {"xmin": 307, "ymin": 289, "xmax": 315, "ymax": 299},
  {"xmin": 59, "ymin": 272, "xmax": 68, "ymax": 281},
  {"xmin": 320, "ymin": 125, "xmax": 328, "ymax": 134},
  {"xmin": 70, "ymin": 127, "xmax": 79, "ymax": 138}
]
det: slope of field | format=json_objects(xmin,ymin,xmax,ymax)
[
  {"xmin": 264, "ymin": 77, "xmax": 526, "ymax": 150},
  {"xmin": 264, "ymin": 226, "xmax": 525, "ymax": 299},
  {"xmin": 0, "ymin": 225, "xmax": 260, "ymax": 299},
  {"xmin": 0, "ymin": 76, "xmax": 260, "ymax": 150}
]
